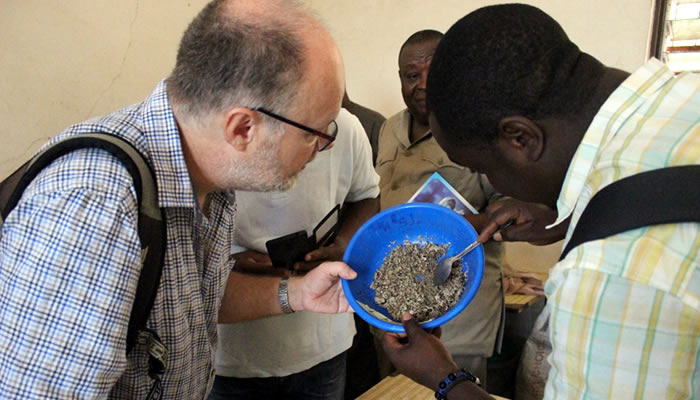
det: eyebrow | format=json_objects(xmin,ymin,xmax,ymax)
[{"xmin": 401, "ymin": 63, "xmax": 423, "ymax": 72}]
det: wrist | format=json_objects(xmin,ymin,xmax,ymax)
[
  {"xmin": 286, "ymin": 276, "xmax": 304, "ymax": 312},
  {"xmin": 277, "ymin": 277, "xmax": 295, "ymax": 314},
  {"xmin": 333, "ymin": 234, "xmax": 349, "ymax": 248},
  {"xmin": 423, "ymin": 362, "xmax": 460, "ymax": 390},
  {"xmin": 434, "ymin": 368, "xmax": 481, "ymax": 400}
]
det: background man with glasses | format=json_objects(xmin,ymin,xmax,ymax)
[
  {"xmin": 0, "ymin": 0, "xmax": 358, "ymax": 398},
  {"xmin": 211, "ymin": 108, "xmax": 380, "ymax": 400}
]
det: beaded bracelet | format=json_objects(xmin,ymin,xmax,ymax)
[{"xmin": 434, "ymin": 368, "xmax": 480, "ymax": 399}]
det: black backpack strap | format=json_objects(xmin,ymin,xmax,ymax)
[
  {"xmin": 560, "ymin": 165, "xmax": 700, "ymax": 261},
  {"xmin": 0, "ymin": 133, "xmax": 167, "ymax": 381}
]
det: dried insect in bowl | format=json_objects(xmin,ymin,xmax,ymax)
[{"xmin": 371, "ymin": 238, "xmax": 467, "ymax": 322}]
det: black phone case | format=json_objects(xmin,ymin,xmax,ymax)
[{"xmin": 265, "ymin": 230, "xmax": 314, "ymax": 270}]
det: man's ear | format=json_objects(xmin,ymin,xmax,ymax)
[
  {"xmin": 223, "ymin": 107, "xmax": 259, "ymax": 152},
  {"xmin": 496, "ymin": 116, "xmax": 544, "ymax": 162}
]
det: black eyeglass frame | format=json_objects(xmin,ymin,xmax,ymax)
[{"xmin": 253, "ymin": 107, "xmax": 337, "ymax": 151}]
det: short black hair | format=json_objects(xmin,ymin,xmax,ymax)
[
  {"xmin": 398, "ymin": 29, "xmax": 444, "ymax": 64},
  {"xmin": 427, "ymin": 4, "xmax": 595, "ymax": 145}
]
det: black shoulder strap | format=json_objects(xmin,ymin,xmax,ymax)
[
  {"xmin": 560, "ymin": 165, "xmax": 700, "ymax": 261},
  {"xmin": 0, "ymin": 134, "xmax": 166, "ymax": 365}
]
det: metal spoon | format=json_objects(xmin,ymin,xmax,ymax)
[
  {"xmin": 432, "ymin": 240, "xmax": 481, "ymax": 286},
  {"xmin": 433, "ymin": 220, "xmax": 514, "ymax": 286}
]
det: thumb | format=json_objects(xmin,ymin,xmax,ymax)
[
  {"xmin": 477, "ymin": 221, "xmax": 500, "ymax": 243},
  {"xmin": 401, "ymin": 313, "xmax": 422, "ymax": 336},
  {"xmin": 321, "ymin": 261, "xmax": 357, "ymax": 280},
  {"xmin": 339, "ymin": 264, "xmax": 357, "ymax": 280}
]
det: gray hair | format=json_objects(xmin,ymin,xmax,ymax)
[{"xmin": 166, "ymin": 0, "xmax": 307, "ymax": 125}]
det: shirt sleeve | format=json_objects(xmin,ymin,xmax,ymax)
[
  {"xmin": 0, "ymin": 154, "xmax": 142, "ymax": 398},
  {"xmin": 344, "ymin": 111, "xmax": 380, "ymax": 202},
  {"xmin": 476, "ymin": 173, "xmax": 503, "ymax": 205},
  {"xmin": 374, "ymin": 119, "xmax": 395, "ymax": 196}
]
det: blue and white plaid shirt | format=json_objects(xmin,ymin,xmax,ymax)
[{"xmin": 0, "ymin": 81, "xmax": 236, "ymax": 399}]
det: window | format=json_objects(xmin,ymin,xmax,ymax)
[{"xmin": 650, "ymin": 0, "xmax": 700, "ymax": 72}]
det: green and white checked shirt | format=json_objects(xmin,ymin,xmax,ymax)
[{"xmin": 545, "ymin": 59, "xmax": 699, "ymax": 399}]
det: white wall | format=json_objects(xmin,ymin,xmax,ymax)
[
  {"xmin": 306, "ymin": 0, "xmax": 653, "ymax": 118},
  {"xmin": 0, "ymin": 0, "xmax": 210, "ymax": 177},
  {"xmin": 0, "ymin": 0, "xmax": 653, "ymax": 272},
  {"xmin": 304, "ymin": 0, "xmax": 652, "ymax": 272}
]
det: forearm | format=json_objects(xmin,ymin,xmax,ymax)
[
  {"xmin": 218, "ymin": 262, "xmax": 354, "ymax": 323},
  {"xmin": 335, "ymin": 197, "xmax": 380, "ymax": 245},
  {"xmin": 383, "ymin": 315, "xmax": 495, "ymax": 400},
  {"xmin": 218, "ymin": 271, "xmax": 287, "ymax": 323},
  {"xmin": 407, "ymin": 354, "xmax": 494, "ymax": 400}
]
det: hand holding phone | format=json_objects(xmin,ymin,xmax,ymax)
[
  {"xmin": 265, "ymin": 205, "xmax": 341, "ymax": 270},
  {"xmin": 265, "ymin": 230, "xmax": 315, "ymax": 270},
  {"xmin": 231, "ymin": 250, "xmax": 289, "ymax": 277}
]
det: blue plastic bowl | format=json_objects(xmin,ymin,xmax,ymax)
[{"xmin": 342, "ymin": 202, "xmax": 484, "ymax": 333}]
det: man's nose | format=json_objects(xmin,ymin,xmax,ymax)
[{"xmin": 418, "ymin": 71, "xmax": 429, "ymax": 89}]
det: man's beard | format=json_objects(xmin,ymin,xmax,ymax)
[{"xmin": 220, "ymin": 133, "xmax": 298, "ymax": 193}]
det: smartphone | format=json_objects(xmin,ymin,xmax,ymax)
[
  {"xmin": 264, "ymin": 204, "xmax": 341, "ymax": 270},
  {"xmin": 265, "ymin": 230, "xmax": 314, "ymax": 270},
  {"xmin": 311, "ymin": 204, "xmax": 340, "ymax": 247}
]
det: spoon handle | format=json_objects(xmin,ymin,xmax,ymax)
[
  {"xmin": 453, "ymin": 240, "xmax": 480, "ymax": 261},
  {"xmin": 450, "ymin": 220, "xmax": 514, "ymax": 261}
]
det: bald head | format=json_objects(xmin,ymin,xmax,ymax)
[
  {"xmin": 167, "ymin": 0, "xmax": 345, "ymax": 197},
  {"xmin": 167, "ymin": 0, "xmax": 342, "ymax": 124},
  {"xmin": 289, "ymin": 22, "xmax": 345, "ymax": 121},
  {"xmin": 219, "ymin": 0, "xmax": 305, "ymax": 18}
]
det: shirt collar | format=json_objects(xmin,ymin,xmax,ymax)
[
  {"xmin": 549, "ymin": 58, "xmax": 674, "ymax": 227},
  {"xmin": 392, "ymin": 109, "xmax": 432, "ymax": 148},
  {"xmin": 139, "ymin": 80, "xmax": 199, "ymax": 209}
]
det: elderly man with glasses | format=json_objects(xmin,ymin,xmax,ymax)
[{"xmin": 0, "ymin": 0, "xmax": 357, "ymax": 398}]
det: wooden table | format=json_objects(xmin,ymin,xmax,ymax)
[
  {"xmin": 504, "ymin": 272, "xmax": 547, "ymax": 313},
  {"xmin": 357, "ymin": 374, "xmax": 510, "ymax": 400},
  {"xmin": 504, "ymin": 294, "xmax": 542, "ymax": 313}
]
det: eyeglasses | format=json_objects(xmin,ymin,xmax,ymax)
[{"xmin": 254, "ymin": 107, "xmax": 338, "ymax": 151}]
